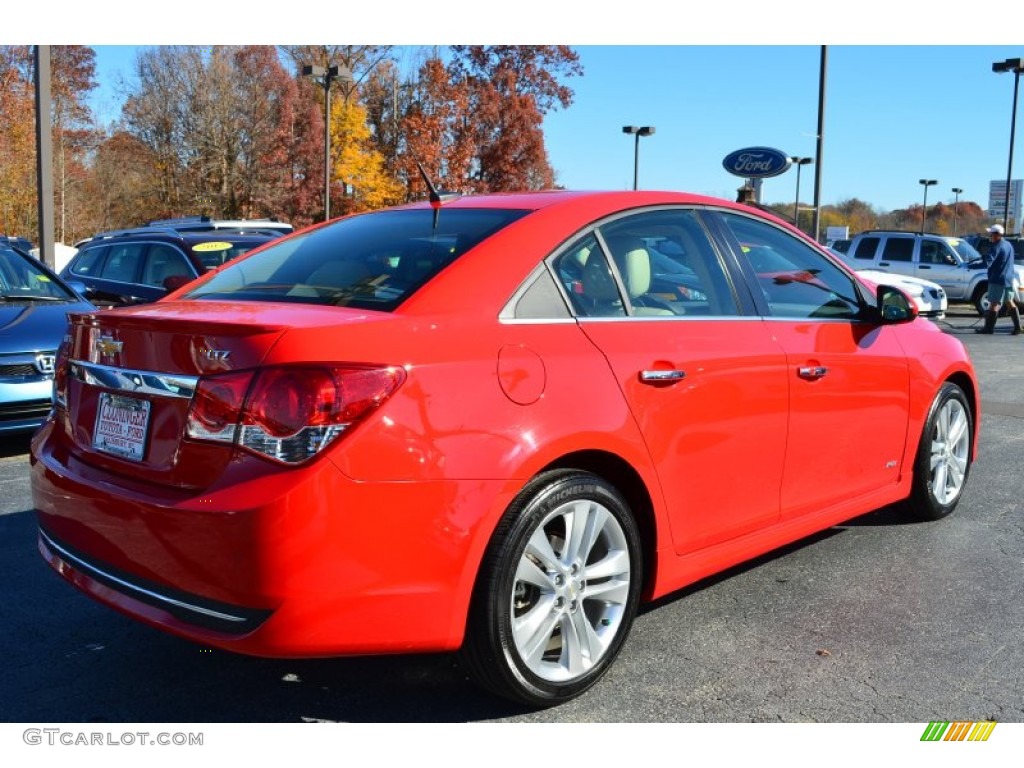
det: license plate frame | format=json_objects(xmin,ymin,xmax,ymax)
[{"xmin": 92, "ymin": 392, "xmax": 151, "ymax": 462}]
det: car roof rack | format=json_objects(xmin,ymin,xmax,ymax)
[{"xmin": 144, "ymin": 216, "xmax": 293, "ymax": 233}]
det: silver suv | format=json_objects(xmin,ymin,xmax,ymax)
[{"xmin": 843, "ymin": 230, "xmax": 1024, "ymax": 315}]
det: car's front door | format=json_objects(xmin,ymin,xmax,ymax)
[
  {"xmin": 715, "ymin": 212, "xmax": 912, "ymax": 520},
  {"xmin": 916, "ymin": 239, "xmax": 969, "ymax": 299}
]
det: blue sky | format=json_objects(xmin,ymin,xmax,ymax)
[{"xmin": 14, "ymin": 2, "xmax": 1024, "ymax": 215}]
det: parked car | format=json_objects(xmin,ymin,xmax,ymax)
[
  {"xmin": 845, "ymin": 230, "xmax": 1024, "ymax": 315},
  {"xmin": 0, "ymin": 244, "xmax": 94, "ymax": 434},
  {"xmin": 60, "ymin": 225, "xmax": 282, "ymax": 307},
  {"xmin": 31, "ymin": 191, "xmax": 979, "ymax": 707},
  {"xmin": 3, "ymin": 235, "xmax": 35, "ymax": 252},
  {"xmin": 827, "ymin": 248, "xmax": 947, "ymax": 319}
]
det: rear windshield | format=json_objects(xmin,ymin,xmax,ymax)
[{"xmin": 185, "ymin": 208, "xmax": 530, "ymax": 310}]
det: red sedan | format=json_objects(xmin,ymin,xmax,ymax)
[{"xmin": 30, "ymin": 191, "xmax": 979, "ymax": 706}]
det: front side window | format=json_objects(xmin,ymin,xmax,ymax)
[
  {"xmin": 100, "ymin": 243, "xmax": 145, "ymax": 283},
  {"xmin": 142, "ymin": 244, "xmax": 195, "ymax": 287},
  {"xmin": 720, "ymin": 212, "xmax": 863, "ymax": 320},
  {"xmin": 186, "ymin": 208, "xmax": 530, "ymax": 311}
]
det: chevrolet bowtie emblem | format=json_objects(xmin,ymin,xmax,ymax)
[{"xmin": 95, "ymin": 337, "xmax": 123, "ymax": 356}]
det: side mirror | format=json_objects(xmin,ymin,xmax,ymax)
[
  {"xmin": 876, "ymin": 284, "xmax": 918, "ymax": 324},
  {"xmin": 65, "ymin": 279, "xmax": 88, "ymax": 297},
  {"xmin": 162, "ymin": 275, "xmax": 193, "ymax": 292}
]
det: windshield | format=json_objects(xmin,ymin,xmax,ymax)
[
  {"xmin": 947, "ymin": 238, "xmax": 981, "ymax": 262},
  {"xmin": 0, "ymin": 247, "xmax": 77, "ymax": 300},
  {"xmin": 185, "ymin": 208, "xmax": 531, "ymax": 311}
]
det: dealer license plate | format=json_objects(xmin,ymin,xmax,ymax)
[{"xmin": 92, "ymin": 392, "xmax": 151, "ymax": 461}]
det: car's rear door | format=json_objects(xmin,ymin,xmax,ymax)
[{"xmin": 558, "ymin": 208, "xmax": 790, "ymax": 555}]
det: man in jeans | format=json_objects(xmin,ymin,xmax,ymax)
[{"xmin": 977, "ymin": 224, "xmax": 1021, "ymax": 335}]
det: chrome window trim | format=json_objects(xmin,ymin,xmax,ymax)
[{"xmin": 69, "ymin": 360, "xmax": 199, "ymax": 399}]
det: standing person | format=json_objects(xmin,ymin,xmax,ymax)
[{"xmin": 977, "ymin": 224, "xmax": 1021, "ymax": 334}]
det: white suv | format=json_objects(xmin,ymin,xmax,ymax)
[{"xmin": 844, "ymin": 230, "xmax": 1024, "ymax": 315}]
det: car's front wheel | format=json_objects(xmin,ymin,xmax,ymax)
[
  {"xmin": 903, "ymin": 382, "xmax": 973, "ymax": 521},
  {"xmin": 461, "ymin": 470, "xmax": 642, "ymax": 706},
  {"xmin": 973, "ymin": 284, "xmax": 990, "ymax": 316}
]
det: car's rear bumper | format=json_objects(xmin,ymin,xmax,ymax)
[{"xmin": 30, "ymin": 420, "xmax": 505, "ymax": 657}]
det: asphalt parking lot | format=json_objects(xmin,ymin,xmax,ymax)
[{"xmin": 1, "ymin": 305, "xmax": 1022, "ymax": 723}]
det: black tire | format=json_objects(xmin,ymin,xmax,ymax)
[
  {"xmin": 903, "ymin": 382, "xmax": 973, "ymax": 521},
  {"xmin": 973, "ymin": 284, "xmax": 989, "ymax": 316},
  {"xmin": 460, "ymin": 469, "xmax": 642, "ymax": 707}
]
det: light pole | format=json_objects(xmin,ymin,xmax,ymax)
[
  {"xmin": 992, "ymin": 57, "xmax": 1024, "ymax": 232},
  {"xmin": 790, "ymin": 157, "xmax": 813, "ymax": 230},
  {"xmin": 622, "ymin": 126, "xmax": 655, "ymax": 190},
  {"xmin": 951, "ymin": 187, "xmax": 963, "ymax": 236},
  {"xmin": 303, "ymin": 63, "xmax": 354, "ymax": 221},
  {"xmin": 919, "ymin": 179, "xmax": 937, "ymax": 234}
]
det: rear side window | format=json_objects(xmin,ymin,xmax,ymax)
[
  {"xmin": 186, "ymin": 208, "xmax": 530, "ymax": 311},
  {"xmin": 851, "ymin": 237, "xmax": 880, "ymax": 260},
  {"xmin": 881, "ymin": 238, "xmax": 914, "ymax": 262}
]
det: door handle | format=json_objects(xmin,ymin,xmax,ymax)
[
  {"xmin": 640, "ymin": 369, "xmax": 686, "ymax": 384},
  {"xmin": 798, "ymin": 366, "xmax": 828, "ymax": 380}
]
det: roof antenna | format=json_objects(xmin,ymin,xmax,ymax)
[{"xmin": 415, "ymin": 160, "xmax": 460, "ymax": 232}]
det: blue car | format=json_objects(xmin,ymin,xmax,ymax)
[{"xmin": 0, "ymin": 245, "xmax": 94, "ymax": 434}]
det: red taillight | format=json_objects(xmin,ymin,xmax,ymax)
[
  {"xmin": 185, "ymin": 370, "xmax": 255, "ymax": 442},
  {"xmin": 186, "ymin": 365, "xmax": 405, "ymax": 464}
]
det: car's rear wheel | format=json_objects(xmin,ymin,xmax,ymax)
[
  {"xmin": 461, "ymin": 470, "xmax": 642, "ymax": 706},
  {"xmin": 904, "ymin": 382, "xmax": 973, "ymax": 521}
]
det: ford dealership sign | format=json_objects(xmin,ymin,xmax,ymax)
[{"xmin": 722, "ymin": 147, "xmax": 792, "ymax": 179}]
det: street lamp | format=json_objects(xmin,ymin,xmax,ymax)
[
  {"xmin": 302, "ymin": 63, "xmax": 354, "ymax": 221},
  {"xmin": 790, "ymin": 157, "xmax": 813, "ymax": 230},
  {"xmin": 951, "ymin": 187, "xmax": 963, "ymax": 236},
  {"xmin": 622, "ymin": 126, "xmax": 655, "ymax": 190},
  {"xmin": 992, "ymin": 57, "xmax": 1024, "ymax": 232},
  {"xmin": 919, "ymin": 179, "xmax": 937, "ymax": 234}
]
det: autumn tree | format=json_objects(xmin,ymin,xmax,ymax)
[
  {"xmin": 396, "ymin": 55, "xmax": 475, "ymax": 199},
  {"xmin": 50, "ymin": 45, "xmax": 98, "ymax": 243},
  {"xmin": 123, "ymin": 45, "xmax": 315, "ymax": 223},
  {"xmin": 0, "ymin": 46, "xmax": 36, "ymax": 237},
  {"xmin": 81, "ymin": 131, "xmax": 164, "ymax": 230},
  {"xmin": 330, "ymin": 96, "xmax": 404, "ymax": 213},
  {"xmin": 448, "ymin": 46, "xmax": 581, "ymax": 192}
]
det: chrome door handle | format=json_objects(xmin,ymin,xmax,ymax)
[
  {"xmin": 798, "ymin": 366, "xmax": 828, "ymax": 379},
  {"xmin": 640, "ymin": 369, "xmax": 686, "ymax": 383}
]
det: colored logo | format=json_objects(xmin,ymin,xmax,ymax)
[
  {"xmin": 920, "ymin": 721, "xmax": 997, "ymax": 741},
  {"xmin": 722, "ymin": 147, "xmax": 792, "ymax": 179}
]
